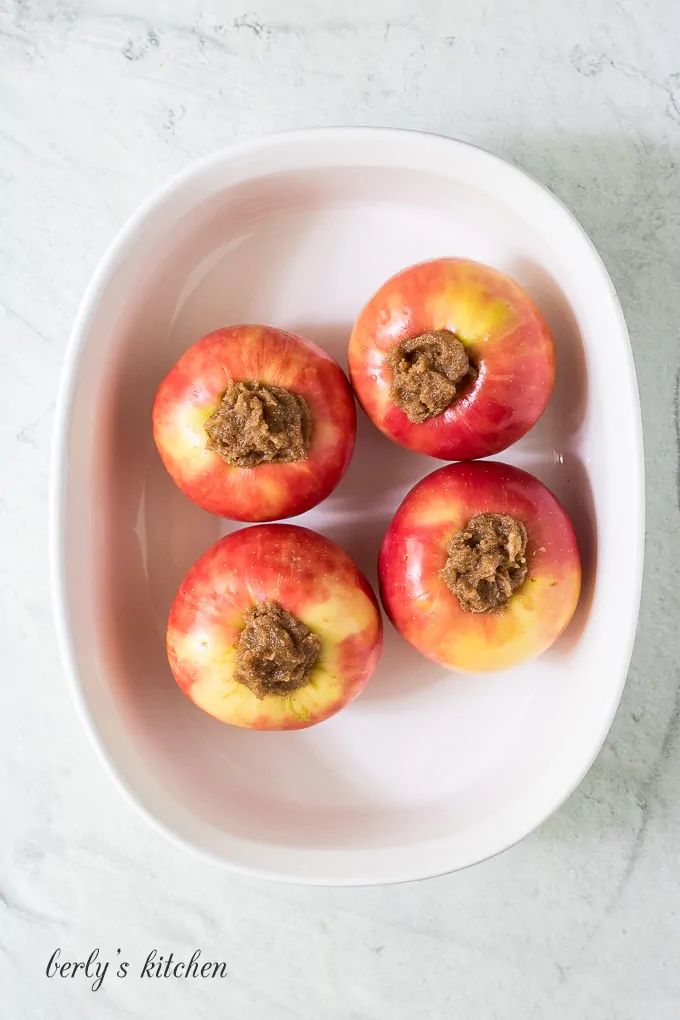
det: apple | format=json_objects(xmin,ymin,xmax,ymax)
[
  {"xmin": 349, "ymin": 258, "xmax": 555, "ymax": 460},
  {"xmin": 153, "ymin": 325, "xmax": 356, "ymax": 521},
  {"xmin": 379, "ymin": 461, "xmax": 581, "ymax": 672},
  {"xmin": 167, "ymin": 524, "xmax": 383, "ymax": 730}
]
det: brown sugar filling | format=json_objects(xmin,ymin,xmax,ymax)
[
  {"xmin": 385, "ymin": 329, "xmax": 473, "ymax": 424},
  {"xmin": 440, "ymin": 513, "xmax": 528, "ymax": 614},
  {"xmin": 234, "ymin": 602, "xmax": 321, "ymax": 700},
  {"xmin": 205, "ymin": 381, "xmax": 312, "ymax": 467}
]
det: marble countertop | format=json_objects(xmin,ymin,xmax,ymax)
[{"xmin": 2, "ymin": 1, "xmax": 679, "ymax": 1017}]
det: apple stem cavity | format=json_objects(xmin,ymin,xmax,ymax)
[
  {"xmin": 385, "ymin": 329, "xmax": 474, "ymax": 424},
  {"xmin": 233, "ymin": 601, "xmax": 321, "ymax": 700},
  {"xmin": 440, "ymin": 513, "xmax": 528, "ymax": 614}
]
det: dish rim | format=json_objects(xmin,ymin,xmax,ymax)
[{"xmin": 49, "ymin": 127, "xmax": 645, "ymax": 885}]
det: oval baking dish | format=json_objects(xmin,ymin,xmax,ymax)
[{"xmin": 51, "ymin": 129, "xmax": 643, "ymax": 885}]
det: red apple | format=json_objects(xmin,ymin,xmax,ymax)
[
  {"xmin": 167, "ymin": 524, "xmax": 383, "ymax": 730},
  {"xmin": 379, "ymin": 461, "xmax": 581, "ymax": 672},
  {"xmin": 349, "ymin": 258, "xmax": 555, "ymax": 460},
  {"xmin": 153, "ymin": 325, "xmax": 356, "ymax": 521}
]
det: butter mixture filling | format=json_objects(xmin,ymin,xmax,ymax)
[
  {"xmin": 234, "ymin": 602, "xmax": 321, "ymax": 699},
  {"xmin": 441, "ymin": 513, "xmax": 528, "ymax": 613},
  {"xmin": 386, "ymin": 330, "xmax": 472, "ymax": 423},
  {"xmin": 205, "ymin": 381, "xmax": 312, "ymax": 467}
]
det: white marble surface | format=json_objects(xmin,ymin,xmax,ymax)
[{"xmin": 1, "ymin": 0, "xmax": 679, "ymax": 1016}]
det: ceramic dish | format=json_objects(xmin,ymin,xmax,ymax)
[{"xmin": 51, "ymin": 129, "xmax": 643, "ymax": 884}]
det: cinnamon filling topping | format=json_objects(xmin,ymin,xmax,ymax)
[
  {"xmin": 205, "ymin": 381, "xmax": 311, "ymax": 467},
  {"xmin": 234, "ymin": 602, "xmax": 321, "ymax": 699},
  {"xmin": 386, "ymin": 330, "xmax": 472, "ymax": 423},
  {"xmin": 441, "ymin": 513, "xmax": 528, "ymax": 613}
]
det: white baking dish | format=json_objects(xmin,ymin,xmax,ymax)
[{"xmin": 51, "ymin": 129, "xmax": 643, "ymax": 884}]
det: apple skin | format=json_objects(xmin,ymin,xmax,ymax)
[
  {"xmin": 348, "ymin": 258, "xmax": 556, "ymax": 460},
  {"xmin": 379, "ymin": 461, "xmax": 581, "ymax": 672},
  {"xmin": 167, "ymin": 524, "xmax": 383, "ymax": 730},
  {"xmin": 153, "ymin": 325, "xmax": 356, "ymax": 521}
]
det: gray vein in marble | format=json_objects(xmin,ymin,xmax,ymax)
[
  {"xmin": 16, "ymin": 404, "xmax": 54, "ymax": 448},
  {"xmin": 122, "ymin": 26, "xmax": 160, "ymax": 61},
  {"xmin": 0, "ymin": 884, "xmax": 65, "ymax": 927},
  {"xmin": 571, "ymin": 45, "xmax": 680, "ymax": 125},
  {"xmin": 615, "ymin": 678, "xmax": 680, "ymax": 889},
  {"xmin": 675, "ymin": 369, "xmax": 680, "ymax": 514},
  {"xmin": 1, "ymin": 305, "xmax": 54, "ymax": 349},
  {"xmin": 553, "ymin": 673, "xmax": 680, "ymax": 988}
]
